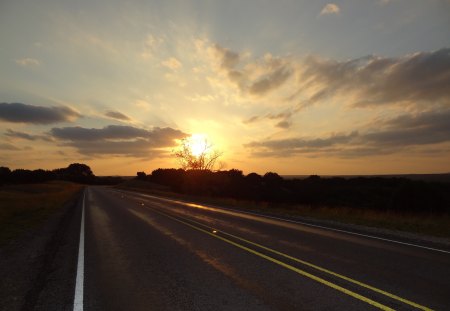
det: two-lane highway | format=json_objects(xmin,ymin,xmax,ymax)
[{"xmin": 76, "ymin": 186, "xmax": 450, "ymax": 310}]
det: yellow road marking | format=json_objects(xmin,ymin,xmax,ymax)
[
  {"xmin": 165, "ymin": 210, "xmax": 433, "ymax": 311},
  {"xmin": 147, "ymin": 206, "xmax": 395, "ymax": 311},
  {"xmin": 120, "ymin": 190, "xmax": 434, "ymax": 310}
]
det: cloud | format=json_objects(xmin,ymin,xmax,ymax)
[
  {"xmin": 213, "ymin": 44, "xmax": 449, "ymax": 114},
  {"xmin": 320, "ymin": 3, "xmax": 340, "ymax": 15},
  {"xmin": 4, "ymin": 129, "xmax": 49, "ymax": 141},
  {"xmin": 105, "ymin": 110, "xmax": 131, "ymax": 121},
  {"xmin": 15, "ymin": 58, "xmax": 40, "ymax": 67},
  {"xmin": 364, "ymin": 110, "xmax": 450, "ymax": 147},
  {"xmin": 245, "ymin": 109, "xmax": 450, "ymax": 158},
  {"xmin": 209, "ymin": 44, "xmax": 449, "ymax": 132},
  {"xmin": 275, "ymin": 120, "xmax": 291, "ymax": 129},
  {"xmin": 50, "ymin": 125, "xmax": 188, "ymax": 157},
  {"xmin": 248, "ymin": 66, "xmax": 293, "ymax": 96},
  {"xmin": 51, "ymin": 125, "xmax": 151, "ymax": 141},
  {"xmin": 161, "ymin": 57, "xmax": 182, "ymax": 70},
  {"xmin": 0, "ymin": 143, "xmax": 21, "ymax": 151},
  {"xmin": 291, "ymin": 48, "xmax": 450, "ymax": 108},
  {"xmin": 141, "ymin": 34, "xmax": 164, "ymax": 59},
  {"xmin": 244, "ymin": 110, "xmax": 294, "ymax": 129},
  {"xmin": 246, "ymin": 132, "xmax": 357, "ymax": 151},
  {"xmin": 211, "ymin": 45, "xmax": 293, "ymax": 96},
  {"xmin": 213, "ymin": 44, "xmax": 240, "ymax": 70},
  {"xmin": 0, "ymin": 103, "xmax": 80, "ymax": 124}
]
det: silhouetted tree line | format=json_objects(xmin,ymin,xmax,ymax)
[
  {"xmin": 137, "ymin": 169, "xmax": 450, "ymax": 214},
  {"xmin": 0, "ymin": 163, "xmax": 123, "ymax": 185}
]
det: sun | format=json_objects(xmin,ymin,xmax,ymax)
[{"xmin": 188, "ymin": 134, "xmax": 208, "ymax": 157}]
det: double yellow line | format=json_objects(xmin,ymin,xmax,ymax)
[{"xmin": 143, "ymin": 204, "xmax": 432, "ymax": 311}]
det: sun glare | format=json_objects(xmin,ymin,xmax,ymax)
[{"xmin": 189, "ymin": 134, "xmax": 208, "ymax": 157}]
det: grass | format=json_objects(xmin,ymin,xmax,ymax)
[
  {"xmin": 118, "ymin": 180, "xmax": 450, "ymax": 238},
  {"xmin": 277, "ymin": 205, "xmax": 450, "ymax": 238},
  {"xmin": 0, "ymin": 181, "xmax": 83, "ymax": 245}
]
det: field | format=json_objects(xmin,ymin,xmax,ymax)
[{"xmin": 0, "ymin": 181, "xmax": 83, "ymax": 244}]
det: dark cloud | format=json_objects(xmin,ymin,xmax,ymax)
[
  {"xmin": 65, "ymin": 139, "xmax": 166, "ymax": 157},
  {"xmin": 214, "ymin": 45, "xmax": 449, "ymax": 112},
  {"xmin": 294, "ymin": 48, "xmax": 450, "ymax": 107},
  {"xmin": 245, "ymin": 110, "xmax": 450, "ymax": 158},
  {"xmin": 105, "ymin": 110, "xmax": 131, "ymax": 121},
  {"xmin": 243, "ymin": 115, "xmax": 261, "ymax": 124},
  {"xmin": 249, "ymin": 66, "xmax": 293, "ymax": 96},
  {"xmin": 364, "ymin": 109, "xmax": 450, "ymax": 147},
  {"xmin": 212, "ymin": 45, "xmax": 293, "ymax": 96},
  {"xmin": 4, "ymin": 129, "xmax": 49, "ymax": 141},
  {"xmin": 212, "ymin": 45, "xmax": 449, "ymax": 130},
  {"xmin": 51, "ymin": 125, "xmax": 150, "ymax": 141},
  {"xmin": 213, "ymin": 44, "xmax": 240, "ymax": 69},
  {"xmin": 244, "ymin": 110, "xmax": 294, "ymax": 128},
  {"xmin": 0, "ymin": 103, "xmax": 80, "ymax": 124},
  {"xmin": 243, "ymin": 48, "xmax": 450, "ymax": 129},
  {"xmin": 50, "ymin": 125, "xmax": 187, "ymax": 157},
  {"xmin": 246, "ymin": 132, "xmax": 357, "ymax": 150},
  {"xmin": 275, "ymin": 120, "xmax": 291, "ymax": 129},
  {"xmin": 0, "ymin": 143, "xmax": 21, "ymax": 151}
]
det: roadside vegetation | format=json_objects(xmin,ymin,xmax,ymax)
[
  {"xmin": 0, "ymin": 181, "xmax": 83, "ymax": 244},
  {"xmin": 0, "ymin": 163, "xmax": 123, "ymax": 185},
  {"xmin": 126, "ymin": 169, "xmax": 450, "ymax": 238},
  {"xmin": 0, "ymin": 163, "xmax": 124, "ymax": 245}
]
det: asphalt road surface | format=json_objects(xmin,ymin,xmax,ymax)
[{"xmin": 76, "ymin": 186, "xmax": 450, "ymax": 310}]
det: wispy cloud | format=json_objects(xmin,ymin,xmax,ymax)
[
  {"xmin": 0, "ymin": 103, "xmax": 80, "ymax": 124},
  {"xmin": 246, "ymin": 132, "xmax": 358, "ymax": 157},
  {"xmin": 245, "ymin": 109, "xmax": 450, "ymax": 158},
  {"xmin": 0, "ymin": 143, "xmax": 21, "ymax": 151},
  {"xmin": 50, "ymin": 125, "xmax": 187, "ymax": 157},
  {"xmin": 213, "ymin": 44, "xmax": 240, "ymax": 70},
  {"xmin": 161, "ymin": 57, "xmax": 182, "ymax": 70},
  {"xmin": 248, "ymin": 66, "xmax": 293, "ymax": 96},
  {"xmin": 320, "ymin": 3, "xmax": 340, "ymax": 15},
  {"xmin": 15, "ymin": 58, "xmax": 41, "ymax": 67},
  {"xmin": 141, "ymin": 34, "xmax": 165, "ymax": 59},
  {"xmin": 244, "ymin": 110, "xmax": 295, "ymax": 129},
  {"xmin": 105, "ymin": 110, "xmax": 131, "ymax": 121},
  {"xmin": 4, "ymin": 129, "xmax": 49, "ymax": 141},
  {"xmin": 231, "ymin": 47, "xmax": 450, "ymax": 128},
  {"xmin": 210, "ymin": 45, "xmax": 293, "ymax": 97},
  {"xmin": 295, "ymin": 48, "xmax": 450, "ymax": 108}
]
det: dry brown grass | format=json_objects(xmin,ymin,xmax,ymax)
[
  {"xmin": 0, "ymin": 181, "xmax": 83, "ymax": 244},
  {"xmin": 278, "ymin": 205, "xmax": 450, "ymax": 238}
]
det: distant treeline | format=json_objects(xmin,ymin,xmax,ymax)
[
  {"xmin": 0, "ymin": 163, "xmax": 123, "ymax": 185},
  {"xmin": 137, "ymin": 169, "xmax": 450, "ymax": 214}
]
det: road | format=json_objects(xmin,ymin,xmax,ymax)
[{"xmin": 77, "ymin": 186, "xmax": 450, "ymax": 310}]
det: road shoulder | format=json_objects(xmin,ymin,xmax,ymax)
[{"xmin": 0, "ymin": 189, "xmax": 83, "ymax": 311}]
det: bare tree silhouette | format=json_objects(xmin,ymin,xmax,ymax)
[{"xmin": 173, "ymin": 137, "xmax": 223, "ymax": 171}]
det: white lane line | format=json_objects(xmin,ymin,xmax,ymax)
[
  {"xmin": 73, "ymin": 189, "xmax": 86, "ymax": 311},
  {"xmin": 116, "ymin": 189, "xmax": 450, "ymax": 255},
  {"xmin": 229, "ymin": 210, "xmax": 450, "ymax": 255}
]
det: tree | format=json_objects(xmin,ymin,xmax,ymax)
[
  {"xmin": 56, "ymin": 163, "xmax": 94, "ymax": 183},
  {"xmin": 173, "ymin": 137, "xmax": 223, "ymax": 171},
  {"xmin": 136, "ymin": 171, "xmax": 147, "ymax": 180},
  {"xmin": 0, "ymin": 167, "xmax": 11, "ymax": 184}
]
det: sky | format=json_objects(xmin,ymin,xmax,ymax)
[{"xmin": 1, "ymin": 0, "xmax": 449, "ymax": 176}]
